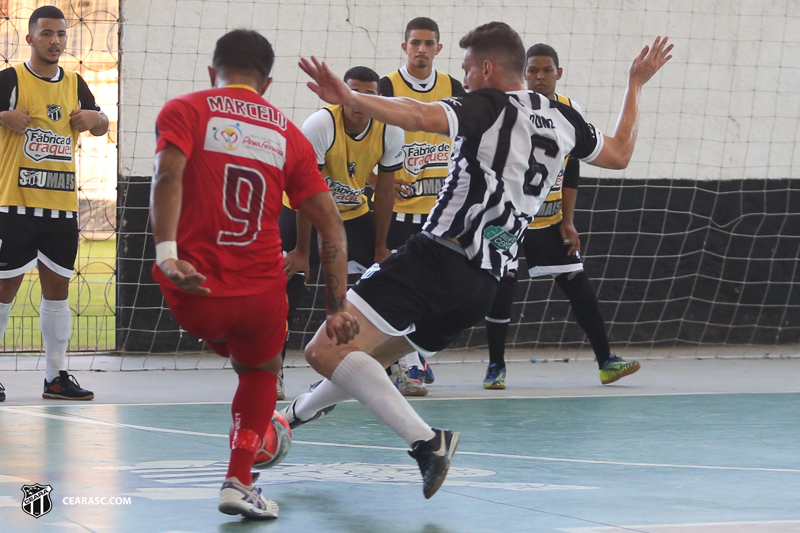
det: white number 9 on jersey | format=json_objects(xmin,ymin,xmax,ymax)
[{"xmin": 217, "ymin": 164, "xmax": 267, "ymax": 246}]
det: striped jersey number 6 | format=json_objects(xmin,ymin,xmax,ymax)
[
  {"xmin": 523, "ymin": 134, "xmax": 560, "ymax": 197},
  {"xmin": 217, "ymin": 164, "xmax": 267, "ymax": 246}
]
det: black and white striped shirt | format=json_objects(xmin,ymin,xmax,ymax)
[{"xmin": 428, "ymin": 88, "xmax": 603, "ymax": 278}]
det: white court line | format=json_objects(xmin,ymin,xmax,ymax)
[
  {"xmin": 2, "ymin": 407, "xmax": 225, "ymax": 438},
  {"xmin": 1, "ymin": 389, "xmax": 799, "ymax": 410},
  {"xmin": 4, "ymin": 407, "xmax": 800, "ymax": 474}
]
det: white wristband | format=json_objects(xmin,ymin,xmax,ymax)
[{"xmin": 155, "ymin": 241, "xmax": 178, "ymax": 265}]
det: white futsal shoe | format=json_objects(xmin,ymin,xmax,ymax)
[{"xmin": 218, "ymin": 473, "xmax": 278, "ymax": 519}]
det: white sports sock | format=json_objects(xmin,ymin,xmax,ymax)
[
  {"xmin": 41, "ymin": 298, "xmax": 71, "ymax": 382},
  {"xmin": 293, "ymin": 379, "xmax": 352, "ymax": 421},
  {"xmin": 331, "ymin": 351, "xmax": 435, "ymax": 446},
  {"xmin": 404, "ymin": 351, "xmax": 423, "ymax": 368},
  {"xmin": 0, "ymin": 301, "xmax": 11, "ymax": 339}
]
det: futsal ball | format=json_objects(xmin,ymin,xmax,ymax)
[
  {"xmin": 255, "ymin": 411, "xmax": 293, "ymax": 469},
  {"xmin": 229, "ymin": 411, "xmax": 293, "ymax": 470}
]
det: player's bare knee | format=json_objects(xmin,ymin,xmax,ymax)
[{"xmin": 303, "ymin": 338, "xmax": 327, "ymax": 368}]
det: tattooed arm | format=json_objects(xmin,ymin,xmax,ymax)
[{"xmin": 297, "ymin": 191, "xmax": 359, "ymax": 344}]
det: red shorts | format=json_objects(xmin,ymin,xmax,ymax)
[{"xmin": 160, "ymin": 282, "xmax": 288, "ymax": 367}]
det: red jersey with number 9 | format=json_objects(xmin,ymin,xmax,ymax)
[{"xmin": 153, "ymin": 85, "xmax": 330, "ymax": 296}]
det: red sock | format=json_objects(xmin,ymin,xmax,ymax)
[{"xmin": 227, "ymin": 370, "xmax": 278, "ymax": 485}]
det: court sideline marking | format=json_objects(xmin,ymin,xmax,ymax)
[
  {"xmin": 1, "ymin": 388, "xmax": 799, "ymax": 410},
  {"xmin": 3, "ymin": 407, "xmax": 800, "ymax": 474}
]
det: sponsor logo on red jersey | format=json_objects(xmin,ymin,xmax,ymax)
[{"xmin": 205, "ymin": 118, "xmax": 286, "ymax": 169}]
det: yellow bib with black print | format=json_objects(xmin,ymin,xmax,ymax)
[
  {"xmin": 0, "ymin": 64, "xmax": 80, "ymax": 212},
  {"xmin": 387, "ymin": 70, "xmax": 455, "ymax": 215},
  {"xmin": 321, "ymin": 105, "xmax": 387, "ymax": 221},
  {"xmin": 529, "ymin": 93, "xmax": 573, "ymax": 229}
]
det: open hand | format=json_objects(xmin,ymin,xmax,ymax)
[
  {"xmin": 299, "ymin": 56, "xmax": 356, "ymax": 107},
  {"xmin": 158, "ymin": 258, "xmax": 210, "ymax": 294},
  {"xmin": 629, "ymin": 36, "xmax": 673, "ymax": 86}
]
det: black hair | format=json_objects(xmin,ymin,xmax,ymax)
[
  {"xmin": 405, "ymin": 17, "xmax": 440, "ymax": 43},
  {"xmin": 459, "ymin": 22, "xmax": 526, "ymax": 77},
  {"xmin": 526, "ymin": 43, "xmax": 559, "ymax": 69},
  {"xmin": 212, "ymin": 29, "xmax": 275, "ymax": 82},
  {"xmin": 343, "ymin": 66, "xmax": 380, "ymax": 85},
  {"xmin": 29, "ymin": 6, "xmax": 65, "ymax": 33}
]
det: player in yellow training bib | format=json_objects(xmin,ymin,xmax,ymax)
[
  {"xmin": 377, "ymin": 17, "xmax": 465, "ymax": 396},
  {"xmin": 481, "ymin": 43, "xmax": 641, "ymax": 390},
  {"xmin": 277, "ymin": 66, "xmax": 404, "ymax": 398},
  {"xmin": 0, "ymin": 6, "xmax": 109, "ymax": 402}
]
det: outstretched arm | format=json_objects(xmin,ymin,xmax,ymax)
[
  {"xmin": 299, "ymin": 57, "xmax": 450, "ymax": 136},
  {"xmin": 590, "ymin": 36, "xmax": 673, "ymax": 170}
]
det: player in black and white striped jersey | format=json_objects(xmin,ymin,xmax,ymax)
[
  {"xmin": 482, "ymin": 43, "xmax": 641, "ymax": 390},
  {"xmin": 286, "ymin": 23, "xmax": 672, "ymax": 498}
]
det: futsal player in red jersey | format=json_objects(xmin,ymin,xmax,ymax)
[{"xmin": 149, "ymin": 29, "xmax": 358, "ymax": 520}]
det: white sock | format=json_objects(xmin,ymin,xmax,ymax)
[
  {"xmin": 294, "ymin": 379, "xmax": 353, "ymax": 420},
  {"xmin": 41, "ymin": 298, "xmax": 71, "ymax": 382},
  {"xmin": 0, "ymin": 301, "xmax": 11, "ymax": 338},
  {"xmin": 404, "ymin": 352, "xmax": 423, "ymax": 368},
  {"xmin": 330, "ymin": 351, "xmax": 435, "ymax": 446}
]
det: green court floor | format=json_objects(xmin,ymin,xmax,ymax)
[{"xmin": 1, "ymin": 367, "xmax": 799, "ymax": 533}]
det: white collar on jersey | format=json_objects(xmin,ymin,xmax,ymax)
[
  {"xmin": 399, "ymin": 64, "xmax": 436, "ymax": 92},
  {"xmin": 25, "ymin": 62, "xmax": 62, "ymax": 82}
]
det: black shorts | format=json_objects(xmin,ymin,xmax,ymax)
[
  {"xmin": 522, "ymin": 222, "xmax": 583, "ymax": 278},
  {"xmin": 350, "ymin": 232, "xmax": 497, "ymax": 355},
  {"xmin": 279, "ymin": 206, "xmax": 377, "ymax": 274},
  {"xmin": 0, "ymin": 209, "xmax": 78, "ymax": 279},
  {"xmin": 386, "ymin": 212, "xmax": 426, "ymax": 251}
]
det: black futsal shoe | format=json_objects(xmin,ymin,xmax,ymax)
[
  {"xmin": 43, "ymin": 371, "xmax": 94, "ymax": 400},
  {"xmin": 408, "ymin": 428, "xmax": 460, "ymax": 499}
]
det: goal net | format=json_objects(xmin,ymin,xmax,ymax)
[{"xmin": 4, "ymin": 0, "xmax": 799, "ymax": 371}]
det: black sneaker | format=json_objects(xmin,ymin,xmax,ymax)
[
  {"xmin": 43, "ymin": 371, "xmax": 94, "ymax": 400},
  {"xmin": 408, "ymin": 428, "xmax": 460, "ymax": 499},
  {"xmin": 0, "ymin": 381, "xmax": 5, "ymax": 402}
]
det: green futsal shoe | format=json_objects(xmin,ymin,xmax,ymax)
[
  {"xmin": 599, "ymin": 356, "xmax": 641, "ymax": 385},
  {"xmin": 483, "ymin": 363, "xmax": 506, "ymax": 389}
]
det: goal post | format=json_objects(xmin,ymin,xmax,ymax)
[{"xmin": 110, "ymin": 0, "xmax": 800, "ymax": 357}]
